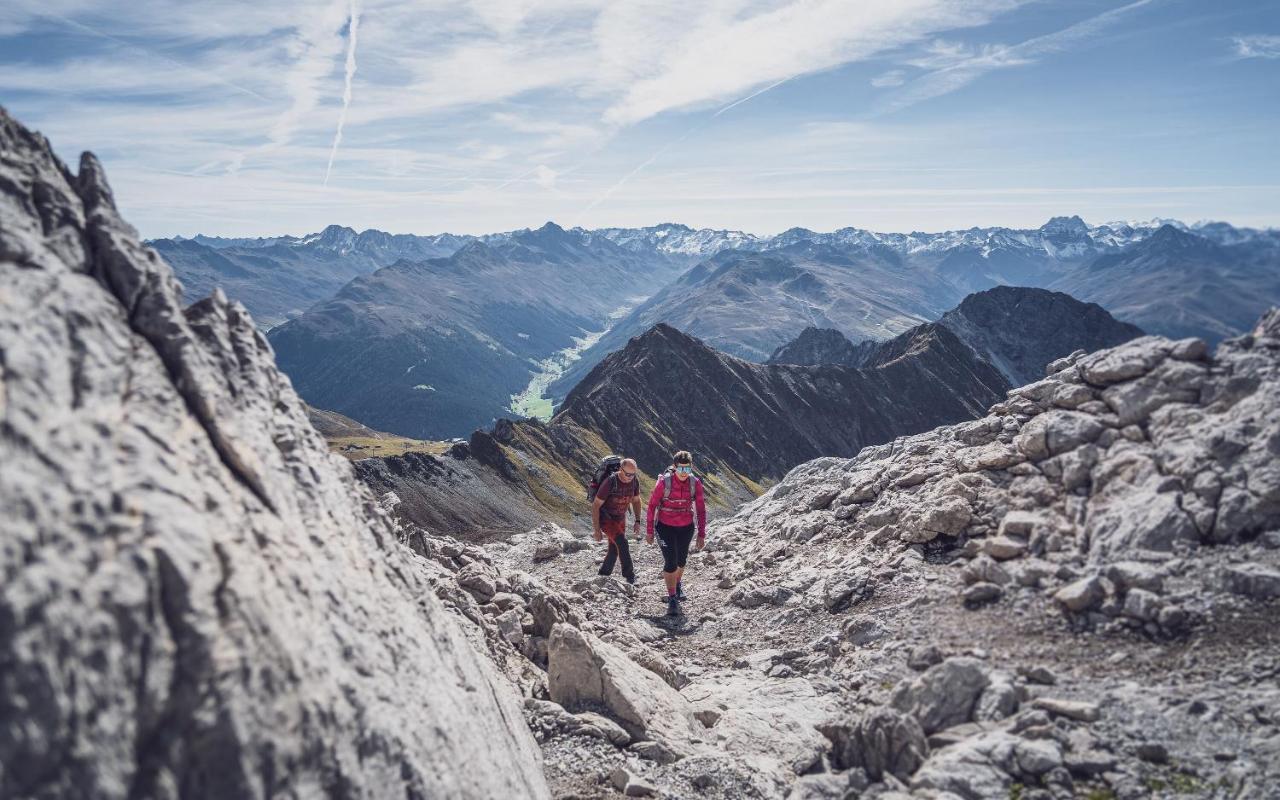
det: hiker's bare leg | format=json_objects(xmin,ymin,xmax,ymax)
[{"xmin": 664, "ymin": 569, "xmax": 679, "ymax": 595}]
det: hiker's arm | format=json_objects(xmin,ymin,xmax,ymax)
[
  {"xmin": 645, "ymin": 482, "xmax": 659, "ymax": 540},
  {"xmin": 695, "ymin": 480, "xmax": 707, "ymax": 542},
  {"xmin": 631, "ymin": 493, "xmax": 642, "ymax": 532},
  {"xmin": 592, "ymin": 497, "xmax": 604, "ymax": 541}
]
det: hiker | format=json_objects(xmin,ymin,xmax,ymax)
[
  {"xmin": 592, "ymin": 456, "xmax": 642, "ymax": 583},
  {"xmin": 646, "ymin": 450, "xmax": 707, "ymax": 617}
]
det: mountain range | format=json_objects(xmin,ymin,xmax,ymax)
[
  {"xmin": 351, "ymin": 287, "xmax": 1141, "ymax": 535},
  {"xmin": 153, "ymin": 213, "xmax": 1276, "ymax": 442},
  {"xmin": 265, "ymin": 223, "xmax": 694, "ymax": 439},
  {"xmin": 547, "ymin": 218, "xmax": 1278, "ymax": 400}
]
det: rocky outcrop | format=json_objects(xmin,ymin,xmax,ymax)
[
  {"xmin": 726, "ymin": 314, "xmax": 1280, "ymax": 633},
  {"xmin": 548, "ymin": 624, "xmax": 702, "ymax": 745},
  {"xmin": 688, "ymin": 311, "xmax": 1280, "ymax": 797},
  {"xmin": 0, "ymin": 108, "xmax": 547, "ymax": 798}
]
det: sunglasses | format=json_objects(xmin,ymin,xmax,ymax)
[
  {"xmin": 620, "ymin": 470, "xmax": 636, "ymax": 477},
  {"xmin": 675, "ymin": 465, "xmax": 692, "ymax": 473}
]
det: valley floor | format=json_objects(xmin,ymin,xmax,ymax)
[{"xmin": 510, "ymin": 298, "xmax": 648, "ymax": 421}]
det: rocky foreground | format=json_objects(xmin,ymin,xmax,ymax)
[
  {"xmin": 408, "ymin": 311, "xmax": 1280, "ymax": 799},
  {"xmin": 0, "ymin": 109, "xmax": 547, "ymax": 797}
]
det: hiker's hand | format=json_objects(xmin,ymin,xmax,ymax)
[
  {"xmin": 646, "ymin": 532, "xmax": 654, "ymax": 545},
  {"xmin": 592, "ymin": 529, "xmax": 602, "ymax": 542},
  {"xmin": 696, "ymin": 535, "xmax": 706, "ymax": 551},
  {"xmin": 632, "ymin": 521, "xmax": 641, "ymax": 538}
]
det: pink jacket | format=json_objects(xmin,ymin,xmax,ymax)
[{"xmin": 646, "ymin": 474, "xmax": 707, "ymax": 537}]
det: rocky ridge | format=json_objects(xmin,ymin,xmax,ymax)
[
  {"xmin": 350, "ymin": 317, "xmax": 1010, "ymax": 536},
  {"xmin": 558, "ymin": 322, "xmax": 1008, "ymax": 483},
  {"xmin": 767, "ymin": 286, "xmax": 1143, "ymax": 388},
  {"xmin": 0, "ymin": 108, "xmax": 547, "ymax": 798}
]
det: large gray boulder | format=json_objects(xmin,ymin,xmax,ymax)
[
  {"xmin": 890, "ymin": 657, "xmax": 992, "ymax": 734},
  {"xmin": 547, "ymin": 623, "xmax": 701, "ymax": 745},
  {"xmin": 0, "ymin": 109, "xmax": 548, "ymax": 799},
  {"xmin": 825, "ymin": 707, "xmax": 929, "ymax": 781}
]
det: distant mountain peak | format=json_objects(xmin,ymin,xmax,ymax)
[
  {"xmin": 632, "ymin": 322, "xmax": 699, "ymax": 351},
  {"xmin": 1149, "ymin": 223, "xmax": 1203, "ymax": 247},
  {"xmin": 1040, "ymin": 215, "xmax": 1089, "ymax": 236},
  {"xmin": 767, "ymin": 327, "xmax": 871, "ymax": 368},
  {"xmin": 940, "ymin": 286, "xmax": 1143, "ymax": 384}
]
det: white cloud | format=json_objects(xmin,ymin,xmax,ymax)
[
  {"xmin": 9, "ymin": 0, "xmax": 1226, "ymax": 236},
  {"xmin": 598, "ymin": 0, "xmax": 1025, "ymax": 126},
  {"xmin": 533, "ymin": 164, "xmax": 558, "ymax": 189},
  {"xmin": 253, "ymin": 0, "xmax": 351, "ymax": 164},
  {"xmin": 1232, "ymin": 34, "xmax": 1280, "ymax": 59},
  {"xmin": 878, "ymin": 0, "xmax": 1161, "ymax": 115},
  {"xmin": 871, "ymin": 69, "xmax": 907, "ymax": 88}
]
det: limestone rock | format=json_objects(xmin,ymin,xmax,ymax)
[
  {"xmin": 910, "ymin": 730, "xmax": 1021, "ymax": 798},
  {"xmin": 963, "ymin": 582, "xmax": 1004, "ymax": 604},
  {"xmin": 1221, "ymin": 564, "xmax": 1280, "ymax": 599},
  {"xmin": 823, "ymin": 569, "xmax": 871, "ymax": 612},
  {"xmin": 731, "ymin": 583, "xmax": 791, "ymax": 608},
  {"xmin": 1031, "ymin": 697, "xmax": 1101, "ymax": 722},
  {"xmin": 891, "ymin": 657, "xmax": 992, "ymax": 734},
  {"xmin": 1054, "ymin": 575, "xmax": 1105, "ymax": 613},
  {"xmin": 825, "ymin": 707, "xmax": 929, "ymax": 781},
  {"xmin": 547, "ymin": 623, "xmax": 700, "ymax": 744},
  {"xmin": 982, "ymin": 536, "xmax": 1028, "ymax": 561},
  {"xmin": 0, "ymin": 109, "xmax": 547, "ymax": 799}
]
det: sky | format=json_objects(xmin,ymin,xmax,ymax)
[{"xmin": 1, "ymin": 0, "xmax": 1278, "ymax": 238}]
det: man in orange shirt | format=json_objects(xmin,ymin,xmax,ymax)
[{"xmin": 592, "ymin": 457, "xmax": 642, "ymax": 583}]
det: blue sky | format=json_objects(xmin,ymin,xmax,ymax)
[{"xmin": 1, "ymin": 0, "xmax": 1277, "ymax": 238}]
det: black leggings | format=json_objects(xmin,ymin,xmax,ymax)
[{"xmin": 656, "ymin": 522, "xmax": 695, "ymax": 574}]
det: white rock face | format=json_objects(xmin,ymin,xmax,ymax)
[
  {"xmin": 547, "ymin": 623, "xmax": 701, "ymax": 744},
  {"xmin": 0, "ymin": 110, "xmax": 547, "ymax": 798}
]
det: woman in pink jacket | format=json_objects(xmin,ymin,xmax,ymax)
[{"xmin": 646, "ymin": 450, "xmax": 707, "ymax": 617}]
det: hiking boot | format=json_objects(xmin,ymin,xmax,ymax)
[
  {"xmin": 666, "ymin": 596, "xmax": 680, "ymax": 617},
  {"xmin": 676, "ymin": 580, "xmax": 686, "ymax": 601},
  {"xmin": 625, "ymin": 575, "xmax": 636, "ymax": 586}
]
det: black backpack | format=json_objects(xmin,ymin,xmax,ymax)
[{"xmin": 587, "ymin": 455, "xmax": 623, "ymax": 503}]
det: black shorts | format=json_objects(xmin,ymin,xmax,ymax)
[{"xmin": 656, "ymin": 522, "xmax": 695, "ymax": 573}]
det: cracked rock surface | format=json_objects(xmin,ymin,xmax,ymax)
[{"xmin": 0, "ymin": 108, "xmax": 547, "ymax": 799}]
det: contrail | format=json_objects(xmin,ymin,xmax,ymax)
[
  {"xmin": 324, "ymin": 0, "xmax": 361, "ymax": 186},
  {"xmin": 713, "ymin": 74, "xmax": 796, "ymax": 118}
]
